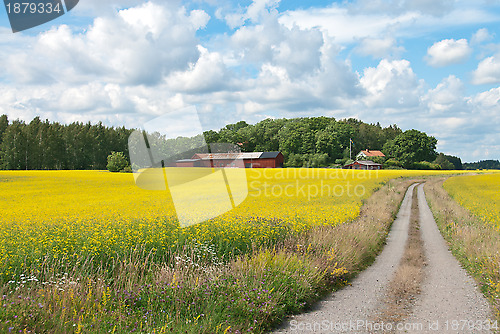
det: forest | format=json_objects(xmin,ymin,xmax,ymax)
[
  {"xmin": 0, "ymin": 114, "xmax": 463, "ymax": 170},
  {"xmin": 463, "ymin": 160, "xmax": 500, "ymax": 170},
  {"xmin": 0, "ymin": 115, "xmax": 132, "ymax": 170}
]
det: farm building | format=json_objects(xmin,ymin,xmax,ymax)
[
  {"xmin": 356, "ymin": 149, "xmax": 385, "ymax": 160},
  {"xmin": 174, "ymin": 151, "xmax": 284, "ymax": 168},
  {"xmin": 343, "ymin": 160, "xmax": 382, "ymax": 170}
]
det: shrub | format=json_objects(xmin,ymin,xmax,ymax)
[
  {"xmin": 107, "ymin": 151, "xmax": 130, "ymax": 172},
  {"xmin": 411, "ymin": 161, "xmax": 441, "ymax": 170},
  {"xmin": 384, "ymin": 158, "xmax": 403, "ymax": 168}
]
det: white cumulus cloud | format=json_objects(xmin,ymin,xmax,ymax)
[
  {"xmin": 167, "ymin": 46, "xmax": 234, "ymax": 94},
  {"xmin": 230, "ymin": 19, "xmax": 324, "ymax": 79},
  {"xmin": 360, "ymin": 59, "xmax": 424, "ymax": 109},
  {"xmin": 425, "ymin": 38, "xmax": 472, "ymax": 67},
  {"xmin": 471, "ymin": 28, "xmax": 493, "ymax": 44},
  {"xmin": 472, "ymin": 54, "xmax": 500, "ymax": 85},
  {"xmin": 423, "ymin": 75, "xmax": 468, "ymax": 115},
  {"xmin": 2, "ymin": 2, "xmax": 208, "ymax": 86}
]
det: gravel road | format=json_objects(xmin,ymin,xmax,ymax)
[
  {"xmin": 272, "ymin": 183, "xmax": 494, "ymax": 334},
  {"xmin": 272, "ymin": 184, "xmax": 417, "ymax": 334}
]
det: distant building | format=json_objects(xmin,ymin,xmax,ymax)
[
  {"xmin": 343, "ymin": 160, "xmax": 382, "ymax": 170},
  {"xmin": 174, "ymin": 151, "xmax": 284, "ymax": 168},
  {"xmin": 356, "ymin": 149, "xmax": 385, "ymax": 160},
  {"xmin": 174, "ymin": 159, "xmax": 203, "ymax": 168}
]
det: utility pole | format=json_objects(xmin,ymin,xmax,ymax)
[{"xmin": 349, "ymin": 138, "xmax": 353, "ymax": 160}]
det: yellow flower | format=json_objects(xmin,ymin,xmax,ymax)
[
  {"xmin": 444, "ymin": 172, "xmax": 500, "ymax": 228},
  {"xmin": 0, "ymin": 168, "xmax": 476, "ymax": 278}
]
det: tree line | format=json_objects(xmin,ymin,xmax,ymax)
[
  {"xmin": 204, "ymin": 117, "xmax": 464, "ymax": 169},
  {"xmin": 0, "ymin": 115, "xmax": 132, "ymax": 170},
  {"xmin": 0, "ymin": 114, "xmax": 465, "ymax": 170},
  {"xmin": 463, "ymin": 160, "xmax": 500, "ymax": 170}
]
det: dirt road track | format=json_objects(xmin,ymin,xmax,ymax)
[
  {"xmin": 272, "ymin": 183, "xmax": 493, "ymax": 334},
  {"xmin": 402, "ymin": 184, "xmax": 492, "ymax": 333}
]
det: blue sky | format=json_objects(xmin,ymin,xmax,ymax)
[{"xmin": 1, "ymin": 0, "xmax": 500, "ymax": 162}]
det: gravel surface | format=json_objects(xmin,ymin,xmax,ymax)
[
  {"xmin": 400, "ymin": 184, "xmax": 494, "ymax": 333},
  {"xmin": 272, "ymin": 184, "xmax": 417, "ymax": 334},
  {"xmin": 272, "ymin": 183, "xmax": 494, "ymax": 334}
]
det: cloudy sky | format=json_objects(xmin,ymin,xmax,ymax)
[{"xmin": 1, "ymin": 0, "xmax": 499, "ymax": 162}]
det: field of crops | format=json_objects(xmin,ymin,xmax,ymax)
[
  {"xmin": 0, "ymin": 168, "xmax": 463, "ymax": 281},
  {"xmin": 444, "ymin": 173, "xmax": 500, "ymax": 229}
]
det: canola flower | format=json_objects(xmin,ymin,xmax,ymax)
[
  {"xmin": 0, "ymin": 168, "xmax": 470, "ymax": 280},
  {"xmin": 444, "ymin": 172, "xmax": 500, "ymax": 229}
]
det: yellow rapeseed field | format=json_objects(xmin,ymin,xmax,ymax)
[
  {"xmin": 444, "ymin": 173, "xmax": 500, "ymax": 229},
  {"xmin": 0, "ymin": 168, "xmax": 467, "ymax": 280}
]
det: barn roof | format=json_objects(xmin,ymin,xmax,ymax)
[
  {"xmin": 353, "ymin": 160, "xmax": 382, "ymax": 166},
  {"xmin": 344, "ymin": 160, "xmax": 383, "ymax": 167},
  {"xmin": 176, "ymin": 159, "xmax": 201, "ymax": 162},
  {"xmin": 193, "ymin": 152, "xmax": 263, "ymax": 160},
  {"xmin": 259, "ymin": 151, "xmax": 282, "ymax": 159}
]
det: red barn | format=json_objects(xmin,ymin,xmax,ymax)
[
  {"xmin": 174, "ymin": 151, "xmax": 284, "ymax": 168},
  {"xmin": 343, "ymin": 160, "xmax": 382, "ymax": 170},
  {"xmin": 250, "ymin": 151, "xmax": 284, "ymax": 168}
]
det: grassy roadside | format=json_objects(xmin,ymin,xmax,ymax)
[
  {"xmin": 424, "ymin": 178, "xmax": 500, "ymax": 322},
  {"xmin": 0, "ymin": 178, "xmax": 415, "ymax": 334}
]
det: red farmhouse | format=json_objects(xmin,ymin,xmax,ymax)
[{"xmin": 175, "ymin": 152, "xmax": 284, "ymax": 168}]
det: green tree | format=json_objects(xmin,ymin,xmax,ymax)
[
  {"xmin": 224, "ymin": 120, "xmax": 249, "ymax": 132},
  {"xmin": 0, "ymin": 114, "xmax": 8, "ymax": 146},
  {"xmin": 0, "ymin": 115, "xmax": 9, "ymax": 167},
  {"xmin": 203, "ymin": 130, "xmax": 220, "ymax": 146},
  {"xmin": 107, "ymin": 151, "xmax": 130, "ymax": 172},
  {"xmin": 444, "ymin": 154, "xmax": 462, "ymax": 170},
  {"xmin": 434, "ymin": 153, "xmax": 454, "ymax": 170},
  {"xmin": 315, "ymin": 129, "xmax": 337, "ymax": 157},
  {"xmin": 0, "ymin": 120, "xmax": 27, "ymax": 170},
  {"xmin": 26, "ymin": 116, "xmax": 42, "ymax": 169},
  {"xmin": 383, "ymin": 129, "xmax": 437, "ymax": 168},
  {"xmin": 46, "ymin": 122, "xmax": 65, "ymax": 170},
  {"xmin": 252, "ymin": 118, "xmax": 284, "ymax": 152},
  {"xmin": 382, "ymin": 124, "xmax": 403, "ymax": 143}
]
